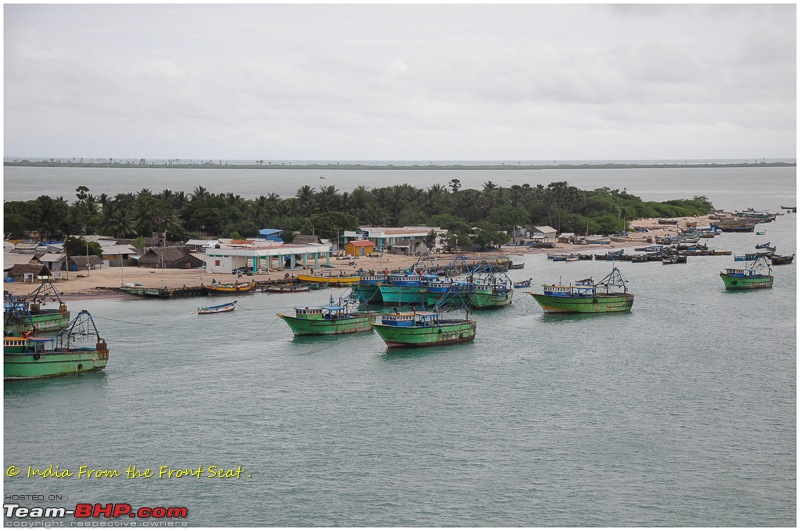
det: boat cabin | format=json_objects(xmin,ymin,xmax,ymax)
[
  {"xmin": 293, "ymin": 306, "xmax": 349, "ymax": 320},
  {"xmin": 358, "ymin": 274, "xmax": 387, "ymax": 284},
  {"xmin": 542, "ymin": 283, "xmax": 596, "ymax": 297},
  {"xmin": 381, "ymin": 311, "xmax": 440, "ymax": 327},
  {"xmin": 4, "ymin": 336, "xmax": 51, "ymax": 353},
  {"xmin": 723, "ymin": 267, "xmax": 763, "ymax": 278}
]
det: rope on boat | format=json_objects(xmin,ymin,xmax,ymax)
[
  {"xmin": 297, "ymin": 331, "xmax": 361, "ymax": 355},
  {"xmin": 94, "ymin": 316, "xmax": 155, "ymax": 326},
  {"xmin": 239, "ymin": 316, "xmax": 280, "ymax": 342}
]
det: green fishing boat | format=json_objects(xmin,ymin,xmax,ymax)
[
  {"xmin": 720, "ymin": 256, "xmax": 773, "ymax": 290},
  {"xmin": 372, "ymin": 310, "xmax": 476, "ymax": 348},
  {"xmin": 278, "ymin": 294, "xmax": 374, "ymax": 335},
  {"xmin": 530, "ymin": 266, "xmax": 634, "ymax": 314},
  {"xmin": 465, "ymin": 262, "xmax": 514, "ymax": 309},
  {"xmin": 351, "ymin": 274, "xmax": 387, "ymax": 304},
  {"xmin": 424, "ymin": 280, "xmax": 471, "ymax": 307},
  {"xmin": 469, "ymin": 286, "xmax": 513, "ymax": 308},
  {"xmin": 4, "ymin": 310, "xmax": 109, "ymax": 380},
  {"xmin": 4, "ymin": 280, "xmax": 71, "ymax": 335},
  {"xmin": 378, "ymin": 272, "xmax": 439, "ymax": 305}
]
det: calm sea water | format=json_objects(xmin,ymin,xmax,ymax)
[{"xmin": 3, "ymin": 166, "xmax": 797, "ymax": 526}]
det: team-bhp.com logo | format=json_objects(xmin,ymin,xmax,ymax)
[{"xmin": 5, "ymin": 502, "xmax": 188, "ymax": 519}]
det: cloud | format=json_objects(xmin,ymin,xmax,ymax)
[{"xmin": 4, "ymin": 4, "xmax": 795, "ymax": 160}]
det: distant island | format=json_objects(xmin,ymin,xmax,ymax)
[{"xmin": 3, "ymin": 159, "xmax": 795, "ymax": 170}]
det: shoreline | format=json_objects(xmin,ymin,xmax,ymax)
[{"xmin": 3, "ymin": 216, "xmax": 709, "ymax": 301}]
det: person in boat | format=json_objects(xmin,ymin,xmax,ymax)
[{"xmin": 211, "ymin": 279, "xmax": 217, "ymax": 285}]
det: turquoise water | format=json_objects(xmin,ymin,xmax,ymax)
[{"xmin": 3, "ymin": 168, "xmax": 797, "ymax": 526}]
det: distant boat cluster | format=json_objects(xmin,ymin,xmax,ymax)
[{"xmin": 4, "ymin": 206, "xmax": 792, "ymax": 376}]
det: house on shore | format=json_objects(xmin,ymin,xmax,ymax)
[
  {"xmin": 342, "ymin": 226, "xmax": 443, "ymax": 254},
  {"xmin": 137, "ymin": 247, "xmax": 205, "ymax": 269},
  {"xmin": 6, "ymin": 263, "xmax": 53, "ymax": 283},
  {"xmin": 204, "ymin": 238, "xmax": 332, "ymax": 274},
  {"xmin": 345, "ymin": 240, "xmax": 375, "ymax": 256},
  {"xmin": 530, "ymin": 225, "xmax": 558, "ymax": 242}
]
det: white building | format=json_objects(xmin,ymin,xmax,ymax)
[
  {"xmin": 530, "ymin": 225, "xmax": 558, "ymax": 241},
  {"xmin": 342, "ymin": 226, "xmax": 444, "ymax": 253},
  {"xmin": 204, "ymin": 238, "xmax": 333, "ymax": 274}
]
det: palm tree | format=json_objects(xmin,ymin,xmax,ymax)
[
  {"xmin": 151, "ymin": 200, "xmax": 183, "ymax": 247},
  {"xmin": 424, "ymin": 184, "xmax": 450, "ymax": 216},
  {"xmin": 75, "ymin": 185, "xmax": 89, "ymax": 203},
  {"xmin": 316, "ymin": 185, "xmax": 339, "ymax": 212},
  {"xmin": 191, "ymin": 186, "xmax": 209, "ymax": 203},
  {"xmin": 295, "ymin": 185, "xmax": 317, "ymax": 214},
  {"xmin": 105, "ymin": 203, "xmax": 138, "ymax": 238}
]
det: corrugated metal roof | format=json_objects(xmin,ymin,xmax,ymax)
[
  {"xmin": 100, "ymin": 245, "xmax": 137, "ymax": 255},
  {"xmin": 38, "ymin": 253, "xmax": 67, "ymax": 262},
  {"xmin": 3, "ymin": 253, "xmax": 34, "ymax": 267},
  {"xmin": 186, "ymin": 239, "xmax": 218, "ymax": 246}
]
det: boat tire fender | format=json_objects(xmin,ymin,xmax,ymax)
[
  {"xmin": 459, "ymin": 333, "xmax": 464, "ymax": 339},
  {"xmin": 593, "ymin": 298, "xmax": 598, "ymax": 303},
  {"xmin": 33, "ymin": 352, "xmax": 41, "ymax": 360}
]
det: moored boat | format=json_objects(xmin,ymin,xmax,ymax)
[
  {"xmin": 198, "ymin": 300, "xmax": 236, "ymax": 315},
  {"xmin": 371, "ymin": 310, "xmax": 476, "ymax": 348},
  {"xmin": 4, "ymin": 310, "xmax": 109, "ymax": 380},
  {"xmin": 378, "ymin": 272, "xmax": 438, "ymax": 305},
  {"xmin": 351, "ymin": 274, "xmax": 388, "ymax": 304},
  {"xmin": 297, "ymin": 273, "xmax": 359, "ymax": 285},
  {"xmin": 463, "ymin": 263, "xmax": 514, "ymax": 309},
  {"xmin": 4, "ymin": 280, "xmax": 71, "ymax": 335},
  {"xmin": 662, "ymin": 255, "xmax": 687, "ymax": 265},
  {"xmin": 423, "ymin": 278, "xmax": 459, "ymax": 306},
  {"xmin": 513, "ymin": 279, "xmax": 532, "ymax": 288},
  {"xmin": 277, "ymin": 295, "xmax": 374, "ymax": 335},
  {"xmin": 770, "ymin": 254, "xmax": 794, "ymax": 265},
  {"xmin": 265, "ymin": 284, "xmax": 309, "ymax": 293},
  {"xmin": 530, "ymin": 266, "xmax": 634, "ymax": 314},
  {"xmin": 206, "ymin": 281, "xmax": 256, "ymax": 294},
  {"xmin": 720, "ymin": 257, "xmax": 773, "ymax": 290}
]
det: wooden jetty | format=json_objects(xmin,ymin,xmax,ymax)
[{"xmin": 119, "ymin": 285, "xmax": 209, "ymax": 298}]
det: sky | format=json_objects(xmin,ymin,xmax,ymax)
[{"xmin": 3, "ymin": 3, "xmax": 797, "ymax": 161}]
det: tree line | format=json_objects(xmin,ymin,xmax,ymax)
[{"xmin": 3, "ymin": 180, "xmax": 713, "ymax": 252}]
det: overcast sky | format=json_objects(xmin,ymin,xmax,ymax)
[{"xmin": 4, "ymin": 4, "xmax": 796, "ymax": 161}]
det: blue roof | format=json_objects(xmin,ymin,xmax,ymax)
[{"xmin": 259, "ymin": 228, "xmax": 284, "ymax": 242}]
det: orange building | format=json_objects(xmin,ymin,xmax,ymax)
[{"xmin": 344, "ymin": 240, "xmax": 374, "ymax": 256}]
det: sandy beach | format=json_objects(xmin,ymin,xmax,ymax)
[{"xmin": 4, "ymin": 216, "xmax": 709, "ymax": 300}]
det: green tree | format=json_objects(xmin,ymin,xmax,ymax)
[{"xmin": 63, "ymin": 236, "xmax": 102, "ymax": 257}]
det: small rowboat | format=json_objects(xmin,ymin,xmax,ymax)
[
  {"xmin": 266, "ymin": 284, "xmax": 309, "ymax": 293},
  {"xmin": 207, "ymin": 282, "xmax": 255, "ymax": 294},
  {"xmin": 297, "ymin": 274, "xmax": 359, "ymax": 285},
  {"xmin": 513, "ymin": 279, "xmax": 532, "ymax": 288},
  {"xmin": 198, "ymin": 301, "xmax": 236, "ymax": 315}
]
